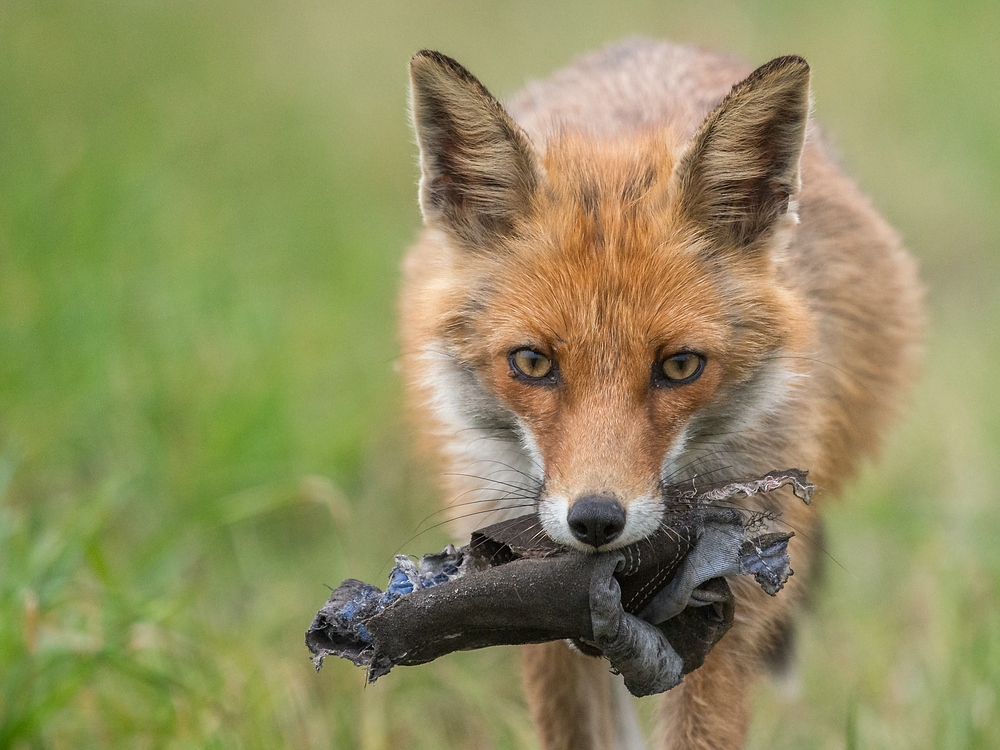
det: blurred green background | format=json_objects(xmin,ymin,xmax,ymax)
[{"xmin": 1, "ymin": 1, "xmax": 998, "ymax": 748}]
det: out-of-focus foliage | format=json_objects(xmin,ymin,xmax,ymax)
[{"xmin": 1, "ymin": 1, "xmax": 998, "ymax": 747}]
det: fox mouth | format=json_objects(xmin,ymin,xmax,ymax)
[
  {"xmin": 536, "ymin": 493, "xmax": 664, "ymax": 553},
  {"xmin": 530, "ymin": 469, "xmax": 815, "ymax": 553}
]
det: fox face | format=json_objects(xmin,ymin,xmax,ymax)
[{"xmin": 403, "ymin": 51, "xmax": 816, "ymax": 552}]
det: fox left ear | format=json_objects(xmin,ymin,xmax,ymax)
[
  {"xmin": 673, "ymin": 56, "xmax": 811, "ymax": 253},
  {"xmin": 409, "ymin": 50, "xmax": 541, "ymax": 250}
]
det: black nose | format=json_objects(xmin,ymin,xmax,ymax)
[{"xmin": 567, "ymin": 495, "xmax": 626, "ymax": 548}]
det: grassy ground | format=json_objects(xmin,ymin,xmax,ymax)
[{"xmin": 1, "ymin": 1, "xmax": 998, "ymax": 747}]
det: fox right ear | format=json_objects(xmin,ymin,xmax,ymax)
[
  {"xmin": 673, "ymin": 55, "xmax": 811, "ymax": 254},
  {"xmin": 409, "ymin": 50, "xmax": 540, "ymax": 249}
]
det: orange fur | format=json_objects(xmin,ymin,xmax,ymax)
[{"xmin": 399, "ymin": 40, "xmax": 922, "ymax": 749}]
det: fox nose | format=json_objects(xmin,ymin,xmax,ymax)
[{"xmin": 567, "ymin": 495, "xmax": 626, "ymax": 548}]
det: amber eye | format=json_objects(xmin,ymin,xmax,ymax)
[
  {"xmin": 655, "ymin": 352, "xmax": 705, "ymax": 386},
  {"xmin": 509, "ymin": 348, "xmax": 555, "ymax": 381}
]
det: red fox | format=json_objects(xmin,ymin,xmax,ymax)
[{"xmin": 398, "ymin": 39, "xmax": 922, "ymax": 750}]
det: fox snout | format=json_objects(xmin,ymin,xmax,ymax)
[
  {"xmin": 566, "ymin": 495, "xmax": 626, "ymax": 548},
  {"xmin": 539, "ymin": 476, "xmax": 667, "ymax": 553}
]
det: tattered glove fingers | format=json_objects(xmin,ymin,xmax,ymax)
[
  {"xmin": 688, "ymin": 582, "xmax": 731, "ymax": 607},
  {"xmin": 639, "ymin": 517, "xmax": 745, "ymax": 625},
  {"xmin": 586, "ymin": 550, "xmax": 686, "ymax": 696},
  {"xmin": 587, "ymin": 551, "xmax": 626, "ymax": 643},
  {"xmin": 599, "ymin": 612, "xmax": 685, "ymax": 696}
]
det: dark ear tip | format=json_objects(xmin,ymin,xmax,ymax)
[
  {"xmin": 410, "ymin": 49, "xmax": 445, "ymax": 75},
  {"xmin": 771, "ymin": 54, "xmax": 809, "ymax": 69},
  {"xmin": 759, "ymin": 55, "xmax": 811, "ymax": 83},
  {"xmin": 410, "ymin": 49, "xmax": 477, "ymax": 83},
  {"xmin": 411, "ymin": 49, "xmax": 445, "ymax": 66}
]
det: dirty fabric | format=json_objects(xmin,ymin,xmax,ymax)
[{"xmin": 305, "ymin": 470, "xmax": 812, "ymax": 697}]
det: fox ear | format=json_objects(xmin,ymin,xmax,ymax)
[
  {"xmin": 673, "ymin": 56, "xmax": 811, "ymax": 252},
  {"xmin": 409, "ymin": 50, "xmax": 540, "ymax": 249}
]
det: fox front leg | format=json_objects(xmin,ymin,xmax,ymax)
[{"xmin": 587, "ymin": 552, "xmax": 686, "ymax": 697}]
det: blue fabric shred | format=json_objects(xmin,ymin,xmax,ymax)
[
  {"xmin": 386, "ymin": 568, "xmax": 415, "ymax": 599},
  {"xmin": 340, "ymin": 600, "xmax": 360, "ymax": 621},
  {"xmin": 328, "ymin": 548, "xmax": 467, "ymax": 649},
  {"xmin": 356, "ymin": 623, "xmax": 371, "ymax": 643}
]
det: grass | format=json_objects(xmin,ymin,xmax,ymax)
[{"xmin": 1, "ymin": 0, "xmax": 998, "ymax": 747}]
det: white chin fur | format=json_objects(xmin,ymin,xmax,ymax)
[
  {"xmin": 615, "ymin": 494, "xmax": 664, "ymax": 548},
  {"xmin": 538, "ymin": 493, "xmax": 664, "ymax": 553},
  {"xmin": 538, "ymin": 495, "xmax": 576, "ymax": 548}
]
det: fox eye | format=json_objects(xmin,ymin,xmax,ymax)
[
  {"xmin": 655, "ymin": 352, "xmax": 705, "ymax": 387},
  {"xmin": 509, "ymin": 348, "xmax": 555, "ymax": 381}
]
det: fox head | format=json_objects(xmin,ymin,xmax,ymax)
[{"xmin": 402, "ymin": 50, "xmax": 816, "ymax": 551}]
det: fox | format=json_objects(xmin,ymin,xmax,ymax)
[{"xmin": 397, "ymin": 39, "xmax": 923, "ymax": 750}]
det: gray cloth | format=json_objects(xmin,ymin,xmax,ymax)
[
  {"xmin": 588, "ymin": 551, "xmax": 687, "ymax": 695},
  {"xmin": 586, "ymin": 509, "xmax": 794, "ymax": 696}
]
